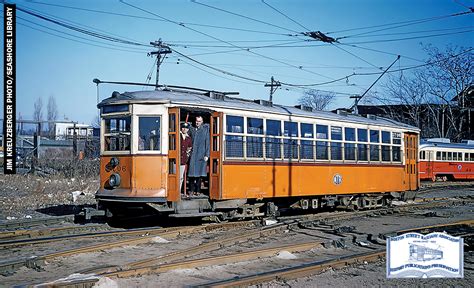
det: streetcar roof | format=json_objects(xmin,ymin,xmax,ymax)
[
  {"xmin": 420, "ymin": 141, "xmax": 474, "ymax": 150},
  {"xmin": 99, "ymin": 89, "xmax": 419, "ymax": 131}
]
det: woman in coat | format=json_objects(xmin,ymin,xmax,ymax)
[
  {"xmin": 179, "ymin": 122, "xmax": 193, "ymax": 197},
  {"xmin": 187, "ymin": 116, "xmax": 210, "ymax": 196}
]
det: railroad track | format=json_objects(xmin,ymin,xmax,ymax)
[
  {"xmin": 3, "ymin": 195, "xmax": 472, "ymax": 284},
  {"xmin": 202, "ymin": 220, "xmax": 474, "ymax": 287},
  {"xmin": 0, "ymin": 215, "xmax": 74, "ymax": 230},
  {"xmin": 40, "ymin": 219, "xmax": 474, "ymax": 288},
  {"xmin": 0, "ymin": 220, "xmax": 258, "ymax": 276}
]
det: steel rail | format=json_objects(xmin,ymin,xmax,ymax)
[
  {"xmin": 0, "ymin": 215, "xmax": 74, "ymax": 230},
  {"xmin": 203, "ymin": 220, "xmax": 474, "ymax": 287},
  {"xmin": 35, "ymin": 219, "xmax": 473, "ymax": 287},
  {"xmin": 0, "ymin": 221, "xmax": 258, "ymax": 275},
  {"xmin": 0, "ymin": 224, "xmax": 109, "ymax": 240}
]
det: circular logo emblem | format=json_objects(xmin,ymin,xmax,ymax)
[
  {"xmin": 457, "ymin": 164, "xmax": 462, "ymax": 171},
  {"xmin": 333, "ymin": 173, "xmax": 343, "ymax": 185}
]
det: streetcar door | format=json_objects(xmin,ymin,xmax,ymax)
[
  {"xmin": 209, "ymin": 112, "xmax": 222, "ymax": 200},
  {"xmin": 426, "ymin": 151, "xmax": 434, "ymax": 180},
  {"xmin": 167, "ymin": 108, "xmax": 180, "ymax": 202},
  {"xmin": 404, "ymin": 133, "xmax": 418, "ymax": 190}
]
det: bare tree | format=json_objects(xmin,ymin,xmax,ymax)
[
  {"xmin": 420, "ymin": 44, "xmax": 473, "ymax": 141},
  {"xmin": 375, "ymin": 45, "xmax": 473, "ymax": 141},
  {"xmin": 47, "ymin": 95, "xmax": 58, "ymax": 138},
  {"xmin": 298, "ymin": 89, "xmax": 335, "ymax": 111},
  {"xmin": 33, "ymin": 97, "xmax": 43, "ymax": 122}
]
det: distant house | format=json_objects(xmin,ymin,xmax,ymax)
[{"xmin": 54, "ymin": 122, "xmax": 94, "ymax": 140}]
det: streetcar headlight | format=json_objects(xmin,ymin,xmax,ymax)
[
  {"xmin": 108, "ymin": 173, "xmax": 121, "ymax": 188},
  {"xmin": 109, "ymin": 157, "xmax": 120, "ymax": 167}
]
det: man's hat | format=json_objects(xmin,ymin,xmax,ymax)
[{"xmin": 180, "ymin": 122, "xmax": 190, "ymax": 129}]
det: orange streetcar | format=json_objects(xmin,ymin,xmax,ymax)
[
  {"xmin": 96, "ymin": 88, "xmax": 420, "ymax": 220},
  {"xmin": 419, "ymin": 139, "xmax": 474, "ymax": 181}
]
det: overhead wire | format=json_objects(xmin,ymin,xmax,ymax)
[
  {"xmin": 261, "ymin": 0, "xmax": 311, "ymax": 31},
  {"xmin": 120, "ymin": 0, "xmax": 334, "ymax": 80},
  {"xmin": 328, "ymin": 9, "xmax": 473, "ymax": 35},
  {"xmin": 24, "ymin": 0, "xmax": 297, "ymax": 36},
  {"xmin": 190, "ymin": 0, "xmax": 301, "ymax": 34}
]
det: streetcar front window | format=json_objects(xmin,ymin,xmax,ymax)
[
  {"xmin": 138, "ymin": 116, "xmax": 161, "ymax": 151},
  {"xmin": 104, "ymin": 116, "xmax": 131, "ymax": 152}
]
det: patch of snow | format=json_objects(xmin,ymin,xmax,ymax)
[
  {"xmin": 93, "ymin": 277, "xmax": 119, "ymax": 288},
  {"xmin": 152, "ymin": 236, "xmax": 170, "ymax": 243},
  {"xmin": 264, "ymin": 219, "xmax": 278, "ymax": 226},
  {"xmin": 6, "ymin": 216, "xmax": 16, "ymax": 220},
  {"xmin": 71, "ymin": 191, "xmax": 85, "ymax": 202},
  {"xmin": 276, "ymin": 251, "xmax": 297, "ymax": 259}
]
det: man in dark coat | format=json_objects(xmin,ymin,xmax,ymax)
[{"xmin": 188, "ymin": 116, "xmax": 210, "ymax": 196}]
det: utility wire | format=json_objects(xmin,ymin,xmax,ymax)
[
  {"xmin": 261, "ymin": 0, "xmax": 311, "ymax": 31},
  {"xmin": 120, "ymin": 0, "xmax": 333, "ymax": 80},
  {"xmin": 16, "ymin": 14, "xmax": 149, "ymax": 52},
  {"xmin": 331, "ymin": 43, "xmax": 382, "ymax": 69},
  {"xmin": 191, "ymin": 0, "xmax": 301, "ymax": 34},
  {"xmin": 15, "ymin": 19, "xmax": 147, "ymax": 54},
  {"xmin": 328, "ymin": 9, "xmax": 473, "ymax": 35},
  {"xmin": 17, "ymin": 6, "xmax": 151, "ymax": 47},
  {"xmin": 339, "ymin": 43, "xmax": 425, "ymax": 63},
  {"xmin": 25, "ymin": 0, "xmax": 297, "ymax": 36},
  {"xmin": 342, "ymin": 29, "xmax": 474, "ymax": 44},
  {"xmin": 337, "ymin": 10, "xmax": 473, "ymax": 40}
]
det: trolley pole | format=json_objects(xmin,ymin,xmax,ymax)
[
  {"xmin": 149, "ymin": 39, "xmax": 171, "ymax": 89},
  {"xmin": 350, "ymin": 95, "xmax": 362, "ymax": 114}
]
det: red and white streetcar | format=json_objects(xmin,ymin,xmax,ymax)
[{"xmin": 419, "ymin": 139, "xmax": 474, "ymax": 181}]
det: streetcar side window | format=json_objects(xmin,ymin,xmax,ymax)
[
  {"xmin": 453, "ymin": 152, "xmax": 458, "ymax": 161},
  {"xmin": 104, "ymin": 116, "xmax": 131, "ymax": 152},
  {"xmin": 357, "ymin": 129, "xmax": 368, "ymax": 142},
  {"xmin": 330, "ymin": 126, "xmax": 342, "ymax": 140},
  {"xmin": 226, "ymin": 135, "xmax": 244, "ymax": 158},
  {"xmin": 284, "ymin": 121, "xmax": 298, "ymax": 137},
  {"xmin": 345, "ymin": 128, "xmax": 355, "ymax": 141},
  {"xmin": 381, "ymin": 131, "xmax": 391, "ymax": 143},
  {"xmin": 392, "ymin": 132, "xmax": 402, "ymax": 144},
  {"xmin": 316, "ymin": 141, "xmax": 328, "ymax": 160},
  {"xmin": 471, "ymin": 153, "xmax": 474, "ymax": 161},
  {"xmin": 370, "ymin": 130, "xmax": 379, "ymax": 143},
  {"xmin": 316, "ymin": 125, "xmax": 328, "ymax": 139},
  {"xmin": 300, "ymin": 123, "xmax": 314, "ymax": 160},
  {"xmin": 226, "ymin": 116, "xmax": 244, "ymax": 133},
  {"xmin": 436, "ymin": 151, "xmax": 441, "ymax": 160},
  {"xmin": 266, "ymin": 119, "xmax": 282, "ymax": 136},
  {"xmin": 392, "ymin": 146, "xmax": 401, "ymax": 162},
  {"xmin": 458, "ymin": 152, "xmax": 462, "ymax": 161},
  {"xmin": 442, "ymin": 152, "xmax": 447, "ymax": 160},
  {"xmin": 247, "ymin": 118, "xmax": 263, "ymax": 135},
  {"xmin": 138, "ymin": 116, "xmax": 161, "ymax": 151},
  {"xmin": 466, "ymin": 153, "xmax": 469, "ymax": 161},
  {"xmin": 447, "ymin": 152, "xmax": 452, "ymax": 161},
  {"xmin": 283, "ymin": 122, "xmax": 298, "ymax": 159},
  {"xmin": 266, "ymin": 119, "xmax": 282, "ymax": 159},
  {"xmin": 246, "ymin": 117, "xmax": 264, "ymax": 158}
]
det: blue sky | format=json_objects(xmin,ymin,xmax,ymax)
[{"xmin": 1, "ymin": 0, "xmax": 473, "ymax": 124}]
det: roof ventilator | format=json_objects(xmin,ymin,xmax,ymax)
[
  {"xmin": 366, "ymin": 114, "xmax": 377, "ymax": 120},
  {"xmin": 336, "ymin": 109, "xmax": 349, "ymax": 116},
  {"xmin": 208, "ymin": 91, "xmax": 225, "ymax": 100},
  {"xmin": 294, "ymin": 104, "xmax": 313, "ymax": 112},
  {"xmin": 254, "ymin": 99, "xmax": 273, "ymax": 107},
  {"xmin": 111, "ymin": 91, "xmax": 121, "ymax": 98}
]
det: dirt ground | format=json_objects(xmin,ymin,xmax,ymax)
[{"xmin": 0, "ymin": 173, "xmax": 97, "ymax": 220}]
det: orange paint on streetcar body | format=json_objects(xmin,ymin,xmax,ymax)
[{"xmin": 98, "ymin": 155, "xmax": 168, "ymax": 199}]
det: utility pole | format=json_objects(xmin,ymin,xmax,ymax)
[
  {"xmin": 350, "ymin": 95, "xmax": 362, "ymax": 114},
  {"xmin": 264, "ymin": 76, "xmax": 281, "ymax": 102},
  {"xmin": 149, "ymin": 39, "xmax": 171, "ymax": 89}
]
